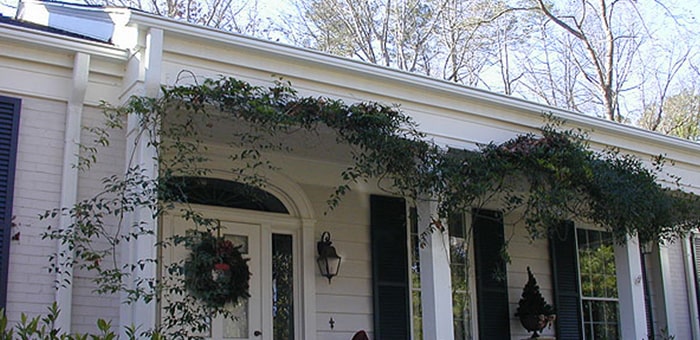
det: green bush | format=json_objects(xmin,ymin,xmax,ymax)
[{"xmin": 0, "ymin": 303, "xmax": 160, "ymax": 340}]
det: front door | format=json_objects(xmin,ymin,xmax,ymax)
[{"xmin": 162, "ymin": 208, "xmax": 297, "ymax": 339}]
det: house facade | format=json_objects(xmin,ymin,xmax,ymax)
[{"xmin": 1, "ymin": 1, "xmax": 700, "ymax": 339}]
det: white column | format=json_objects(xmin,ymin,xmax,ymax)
[
  {"xmin": 55, "ymin": 51, "xmax": 90, "ymax": 332},
  {"xmin": 417, "ymin": 200, "xmax": 454, "ymax": 340},
  {"xmin": 614, "ymin": 235, "xmax": 648, "ymax": 339},
  {"xmin": 119, "ymin": 27, "xmax": 162, "ymax": 335},
  {"xmin": 144, "ymin": 28, "xmax": 163, "ymax": 98}
]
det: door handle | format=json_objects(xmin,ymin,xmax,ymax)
[{"xmin": 253, "ymin": 330, "xmax": 262, "ymax": 336}]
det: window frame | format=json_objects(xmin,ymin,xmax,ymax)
[
  {"xmin": 447, "ymin": 212, "xmax": 479, "ymax": 340},
  {"xmin": 575, "ymin": 228, "xmax": 621, "ymax": 340}
]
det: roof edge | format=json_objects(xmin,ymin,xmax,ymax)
[{"xmin": 129, "ymin": 11, "xmax": 700, "ymax": 155}]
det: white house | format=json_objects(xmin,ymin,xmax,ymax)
[{"xmin": 1, "ymin": 1, "xmax": 700, "ymax": 339}]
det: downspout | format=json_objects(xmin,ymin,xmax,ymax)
[
  {"xmin": 55, "ymin": 52, "xmax": 90, "ymax": 332},
  {"xmin": 682, "ymin": 236, "xmax": 700, "ymax": 340}
]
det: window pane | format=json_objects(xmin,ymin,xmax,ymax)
[
  {"xmin": 409, "ymin": 208, "xmax": 423, "ymax": 340},
  {"xmin": 578, "ymin": 229, "xmax": 621, "ymax": 339},
  {"xmin": 272, "ymin": 234, "xmax": 294, "ymax": 340},
  {"xmin": 578, "ymin": 230, "xmax": 617, "ymax": 299},
  {"xmin": 450, "ymin": 213, "xmax": 473, "ymax": 340},
  {"xmin": 223, "ymin": 233, "xmax": 249, "ymax": 338}
]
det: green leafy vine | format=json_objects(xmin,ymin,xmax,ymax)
[{"xmin": 40, "ymin": 75, "xmax": 700, "ymax": 337}]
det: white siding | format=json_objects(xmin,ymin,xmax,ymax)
[
  {"xmin": 71, "ymin": 105, "xmax": 126, "ymax": 334},
  {"xmin": 505, "ymin": 217, "xmax": 556, "ymax": 340},
  {"xmin": 6, "ymin": 96, "xmax": 66, "ymax": 322},
  {"xmin": 664, "ymin": 241, "xmax": 694, "ymax": 340}
]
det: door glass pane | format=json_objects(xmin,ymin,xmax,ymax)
[
  {"xmin": 226, "ymin": 234, "xmax": 249, "ymax": 254},
  {"xmin": 223, "ymin": 234, "xmax": 249, "ymax": 338},
  {"xmin": 273, "ymin": 234, "xmax": 294, "ymax": 340},
  {"xmin": 224, "ymin": 300, "xmax": 249, "ymax": 338}
]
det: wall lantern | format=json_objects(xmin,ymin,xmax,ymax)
[{"xmin": 317, "ymin": 231, "xmax": 341, "ymax": 283}]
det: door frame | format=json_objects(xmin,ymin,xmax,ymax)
[{"xmin": 159, "ymin": 203, "xmax": 314, "ymax": 339}]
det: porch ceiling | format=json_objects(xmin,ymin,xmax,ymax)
[{"xmin": 163, "ymin": 110, "xmax": 357, "ymax": 165}]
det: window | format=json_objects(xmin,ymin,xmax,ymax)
[
  {"xmin": 550, "ymin": 223, "xmax": 622, "ymax": 339},
  {"xmin": 577, "ymin": 229, "xmax": 620, "ymax": 340},
  {"xmin": 469, "ymin": 209, "xmax": 510, "ymax": 339},
  {"xmin": 370, "ymin": 197, "xmax": 425, "ymax": 339},
  {"xmin": 272, "ymin": 233, "xmax": 294, "ymax": 339},
  {"xmin": 693, "ymin": 234, "xmax": 700, "ymax": 334},
  {"xmin": 446, "ymin": 211, "xmax": 513, "ymax": 339},
  {"xmin": 370, "ymin": 195, "xmax": 410, "ymax": 339},
  {"xmin": 448, "ymin": 213, "xmax": 473, "ymax": 340},
  {"xmin": 162, "ymin": 176, "xmax": 289, "ymax": 213}
]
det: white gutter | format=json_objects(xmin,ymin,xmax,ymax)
[
  {"xmin": 683, "ymin": 236, "xmax": 700, "ymax": 339},
  {"xmin": 55, "ymin": 51, "xmax": 90, "ymax": 332},
  {"xmin": 0, "ymin": 23, "xmax": 128, "ymax": 60}
]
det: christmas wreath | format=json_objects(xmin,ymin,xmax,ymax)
[{"xmin": 183, "ymin": 230, "xmax": 251, "ymax": 308}]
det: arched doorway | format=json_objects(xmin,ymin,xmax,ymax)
[{"xmin": 160, "ymin": 176, "xmax": 312, "ymax": 339}]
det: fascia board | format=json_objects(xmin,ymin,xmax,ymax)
[
  {"xmin": 128, "ymin": 12, "xmax": 700, "ymax": 156},
  {"xmin": 0, "ymin": 23, "xmax": 128, "ymax": 60}
]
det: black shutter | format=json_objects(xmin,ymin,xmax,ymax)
[
  {"xmin": 0, "ymin": 96, "xmax": 20, "ymax": 309},
  {"xmin": 549, "ymin": 221, "xmax": 583, "ymax": 339},
  {"xmin": 692, "ymin": 235, "xmax": 700, "ymax": 325},
  {"xmin": 472, "ymin": 209, "xmax": 510, "ymax": 338},
  {"xmin": 371, "ymin": 195, "xmax": 409, "ymax": 340}
]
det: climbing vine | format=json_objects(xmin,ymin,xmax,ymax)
[{"xmin": 41, "ymin": 76, "xmax": 700, "ymax": 337}]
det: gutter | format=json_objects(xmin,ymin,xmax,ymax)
[
  {"xmin": 127, "ymin": 11, "xmax": 700, "ymax": 157},
  {"xmin": 0, "ymin": 23, "xmax": 128, "ymax": 60}
]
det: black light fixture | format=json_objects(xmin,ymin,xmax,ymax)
[{"xmin": 317, "ymin": 231, "xmax": 341, "ymax": 283}]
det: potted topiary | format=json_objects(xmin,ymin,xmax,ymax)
[{"xmin": 515, "ymin": 267, "xmax": 556, "ymax": 338}]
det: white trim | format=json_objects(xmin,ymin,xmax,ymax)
[
  {"xmin": 301, "ymin": 222, "xmax": 316, "ymax": 340},
  {"xmin": 613, "ymin": 236, "xmax": 648, "ymax": 339},
  {"xmin": 144, "ymin": 28, "xmax": 163, "ymax": 98},
  {"xmin": 55, "ymin": 51, "xmax": 90, "ymax": 332},
  {"xmin": 260, "ymin": 223, "xmax": 273, "ymax": 339},
  {"xmin": 683, "ymin": 236, "xmax": 700, "ymax": 340},
  {"xmin": 120, "ymin": 11, "xmax": 700, "ymax": 156}
]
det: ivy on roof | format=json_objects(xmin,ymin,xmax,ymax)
[
  {"xmin": 93, "ymin": 76, "xmax": 700, "ymax": 243},
  {"xmin": 43, "ymin": 75, "xmax": 700, "ymax": 336}
]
